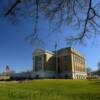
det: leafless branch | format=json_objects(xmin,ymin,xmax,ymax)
[
  {"xmin": 1, "ymin": 0, "xmax": 100, "ymax": 46},
  {"xmin": 66, "ymin": 0, "xmax": 100, "ymax": 45},
  {"xmin": 4, "ymin": 0, "xmax": 21, "ymax": 16}
]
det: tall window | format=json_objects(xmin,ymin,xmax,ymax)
[{"xmin": 35, "ymin": 55, "xmax": 43, "ymax": 71}]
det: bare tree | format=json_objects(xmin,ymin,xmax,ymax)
[
  {"xmin": 87, "ymin": 67, "xmax": 92, "ymax": 75},
  {"xmin": 1, "ymin": 0, "xmax": 100, "ymax": 45},
  {"xmin": 97, "ymin": 62, "xmax": 100, "ymax": 71}
]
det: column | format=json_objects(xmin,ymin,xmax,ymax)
[
  {"xmin": 33, "ymin": 56, "xmax": 35, "ymax": 72},
  {"xmin": 42, "ymin": 55, "xmax": 44, "ymax": 71}
]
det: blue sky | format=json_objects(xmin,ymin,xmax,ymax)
[{"xmin": 0, "ymin": 0, "xmax": 100, "ymax": 73}]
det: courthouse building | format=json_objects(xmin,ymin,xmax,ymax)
[{"xmin": 32, "ymin": 47, "xmax": 87, "ymax": 79}]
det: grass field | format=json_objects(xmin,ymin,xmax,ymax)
[{"xmin": 0, "ymin": 79, "xmax": 100, "ymax": 100}]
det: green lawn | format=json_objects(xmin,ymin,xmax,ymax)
[{"xmin": 0, "ymin": 79, "xmax": 100, "ymax": 100}]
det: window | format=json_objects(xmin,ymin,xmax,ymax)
[{"xmin": 35, "ymin": 55, "xmax": 43, "ymax": 71}]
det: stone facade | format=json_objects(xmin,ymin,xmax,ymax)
[{"xmin": 32, "ymin": 47, "xmax": 87, "ymax": 79}]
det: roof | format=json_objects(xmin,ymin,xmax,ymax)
[
  {"xmin": 53, "ymin": 47, "xmax": 85, "ymax": 58},
  {"xmin": 33, "ymin": 48, "xmax": 54, "ymax": 55},
  {"xmin": 33, "ymin": 47, "xmax": 85, "ymax": 58}
]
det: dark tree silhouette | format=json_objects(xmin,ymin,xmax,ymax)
[
  {"xmin": 1, "ymin": 0, "xmax": 100, "ymax": 45},
  {"xmin": 97, "ymin": 62, "xmax": 100, "ymax": 71}
]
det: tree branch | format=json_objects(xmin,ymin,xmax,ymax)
[
  {"xmin": 4, "ymin": 0, "xmax": 21, "ymax": 16},
  {"xmin": 66, "ymin": 0, "xmax": 93, "ymax": 42}
]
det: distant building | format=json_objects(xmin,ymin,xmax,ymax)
[
  {"xmin": 3, "ymin": 65, "xmax": 12, "ymax": 76},
  {"xmin": 32, "ymin": 47, "xmax": 87, "ymax": 79}
]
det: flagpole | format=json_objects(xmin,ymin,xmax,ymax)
[{"xmin": 55, "ymin": 41, "xmax": 58, "ymax": 75}]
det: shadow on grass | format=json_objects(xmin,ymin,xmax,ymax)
[{"xmin": 91, "ymin": 81, "xmax": 100, "ymax": 85}]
